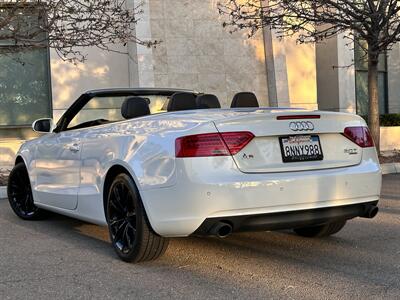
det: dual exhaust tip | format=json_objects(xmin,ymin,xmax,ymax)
[
  {"xmin": 209, "ymin": 222, "xmax": 233, "ymax": 238},
  {"xmin": 362, "ymin": 205, "xmax": 379, "ymax": 219},
  {"xmin": 208, "ymin": 205, "xmax": 379, "ymax": 238}
]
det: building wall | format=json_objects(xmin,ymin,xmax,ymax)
[
  {"xmin": 135, "ymin": 0, "xmax": 269, "ymax": 107},
  {"xmin": 50, "ymin": 47, "xmax": 132, "ymax": 122}
]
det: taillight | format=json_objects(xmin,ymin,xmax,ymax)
[
  {"xmin": 175, "ymin": 132, "xmax": 254, "ymax": 157},
  {"xmin": 343, "ymin": 126, "xmax": 374, "ymax": 148}
]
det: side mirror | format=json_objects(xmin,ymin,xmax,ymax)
[{"xmin": 32, "ymin": 118, "xmax": 55, "ymax": 133}]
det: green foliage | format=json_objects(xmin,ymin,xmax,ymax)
[
  {"xmin": 361, "ymin": 114, "xmax": 400, "ymax": 127},
  {"xmin": 381, "ymin": 114, "xmax": 400, "ymax": 126}
]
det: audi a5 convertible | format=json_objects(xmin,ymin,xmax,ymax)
[{"xmin": 8, "ymin": 88, "xmax": 382, "ymax": 262}]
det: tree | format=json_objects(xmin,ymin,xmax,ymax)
[
  {"xmin": 219, "ymin": 0, "xmax": 400, "ymax": 152},
  {"xmin": 0, "ymin": 0, "xmax": 156, "ymax": 63}
]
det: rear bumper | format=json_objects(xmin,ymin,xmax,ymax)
[
  {"xmin": 193, "ymin": 201, "xmax": 379, "ymax": 236},
  {"xmin": 140, "ymin": 149, "xmax": 381, "ymax": 237}
]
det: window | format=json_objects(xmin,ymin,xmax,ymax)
[
  {"xmin": 0, "ymin": 5, "xmax": 52, "ymax": 127},
  {"xmin": 355, "ymin": 40, "xmax": 388, "ymax": 116}
]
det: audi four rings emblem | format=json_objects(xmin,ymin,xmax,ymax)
[{"xmin": 289, "ymin": 121, "xmax": 315, "ymax": 131}]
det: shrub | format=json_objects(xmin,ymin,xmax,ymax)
[
  {"xmin": 361, "ymin": 114, "xmax": 400, "ymax": 127},
  {"xmin": 380, "ymin": 114, "xmax": 400, "ymax": 126}
]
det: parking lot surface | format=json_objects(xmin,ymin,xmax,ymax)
[{"xmin": 0, "ymin": 175, "xmax": 399, "ymax": 299}]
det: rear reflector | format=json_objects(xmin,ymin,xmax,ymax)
[
  {"xmin": 343, "ymin": 127, "xmax": 374, "ymax": 148},
  {"xmin": 277, "ymin": 115, "xmax": 320, "ymax": 120},
  {"xmin": 176, "ymin": 132, "xmax": 254, "ymax": 157}
]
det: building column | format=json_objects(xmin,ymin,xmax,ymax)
[
  {"xmin": 263, "ymin": 28, "xmax": 318, "ymax": 110},
  {"xmin": 316, "ymin": 33, "xmax": 356, "ymax": 113},
  {"xmin": 262, "ymin": 27, "xmax": 290, "ymax": 107},
  {"xmin": 387, "ymin": 43, "xmax": 400, "ymax": 114},
  {"xmin": 131, "ymin": 0, "xmax": 155, "ymax": 87}
]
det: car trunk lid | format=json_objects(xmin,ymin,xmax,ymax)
[{"xmin": 213, "ymin": 110, "xmax": 365, "ymax": 173}]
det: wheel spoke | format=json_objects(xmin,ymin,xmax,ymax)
[
  {"xmin": 122, "ymin": 225, "xmax": 130, "ymax": 250},
  {"xmin": 10, "ymin": 182, "xmax": 20, "ymax": 190},
  {"xmin": 114, "ymin": 220, "xmax": 128, "ymax": 241},
  {"xmin": 113, "ymin": 185, "xmax": 122, "ymax": 203},
  {"xmin": 127, "ymin": 214, "xmax": 136, "ymax": 227},
  {"xmin": 109, "ymin": 196, "xmax": 124, "ymax": 215},
  {"xmin": 125, "ymin": 192, "xmax": 135, "ymax": 214},
  {"xmin": 127, "ymin": 223, "xmax": 136, "ymax": 239},
  {"xmin": 109, "ymin": 217, "xmax": 125, "ymax": 227},
  {"xmin": 23, "ymin": 194, "xmax": 30, "ymax": 212},
  {"xmin": 123, "ymin": 225, "xmax": 135, "ymax": 250}
]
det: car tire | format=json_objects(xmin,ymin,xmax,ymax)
[
  {"xmin": 293, "ymin": 220, "xmax": 347, "ymax": 238},
  {"xmin": 8, "ymin": 162, "xmax": 47, "ymax": 220},
  {"xmin": 106, "ymin": 173, "xmax": 169, "ymax": 263}
]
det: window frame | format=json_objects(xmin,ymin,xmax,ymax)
[
  {"xmin": 0, "ymin": 4, "xmax": 52, "ymax": 128},
  {"xmin": 55, "ymin": 89, "xmax": 196, "ymax": 133},
  {"xmin": 354, "ymin": 41, "xmax": 388, "ymax": 115}
]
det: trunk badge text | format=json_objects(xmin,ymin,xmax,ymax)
[
  {"xmin": 344, "ymin": 148, "xmax": 358, "ymax": 155},
  {"xmin": 289, "ymin": 121, "xmax": 315, "ymax": 131}
]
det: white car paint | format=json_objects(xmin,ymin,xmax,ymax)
[{"xmin": 16, "ymin": 108, "xmax": 381, "ymax": 236}]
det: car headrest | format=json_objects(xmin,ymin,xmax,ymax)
[
  {"xmin": 121, "ymin": 97, "xmax": 151, "ymax": 119},
  {"xmin": 231, "ymin": 92, "xmax": 259, "ymax": 108},
  {"xmin": 196, "ymin": 94, "xmax": 221, "ymax": 109},
  {"xmin": 167, "ymin": 92, "xmax": 197, "ymax": 112}
]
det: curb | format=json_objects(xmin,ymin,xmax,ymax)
[
  {"xmin": 0, "ymin": 186, "xmax": 6, "ymax": 199},
  {"xmin": 381, "ymin": 163, "xmax": 400, "ymax": 175}
]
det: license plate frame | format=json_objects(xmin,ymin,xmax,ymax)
[{"xmin": 279, "ymin": 135, "xmax": 324, "ymax": 163}]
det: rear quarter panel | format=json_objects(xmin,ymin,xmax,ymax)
[{"xmin": 76, "ymin": 116, "xmax": 218, "ymax": 224}]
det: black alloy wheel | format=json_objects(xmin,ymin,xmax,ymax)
[
  {"xmin": 106, "ymin": 173, "xmax": 169, "ymax": 262},
  {"xmin": 8, "ymin": 162, "xmax": 46, "ymax": 220}
]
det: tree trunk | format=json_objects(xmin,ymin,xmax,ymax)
[{"xmin": 367, "ymin": 50, "xmax": 380, "ymax": 152}]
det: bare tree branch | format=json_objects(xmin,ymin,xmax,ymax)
[
  {"xmin": 218, "ymin": 0, "xmax": 400, "ymax": 151},
  {"xmin": 0, "ymin": 0, "xmax": 156, "ymax": 63}
]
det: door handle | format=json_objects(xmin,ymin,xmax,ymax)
[{"xmin": 68, "ymin": 144, "xmax": 80, "ymax": 153}]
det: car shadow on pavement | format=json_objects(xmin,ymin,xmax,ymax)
[
  {"xmin": 165, "ymin": 224, "xmax": 399, "ymax": 287},
  {"xmin": 2, "ymin": 207, "xmax": 115, "ymax": 257}
]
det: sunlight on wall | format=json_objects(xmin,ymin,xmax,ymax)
[
  {"xmin": 50, "ymin": 47, "xmax": 129, "ymax": 112},
  {"xmin": 248, "ymin": 38, "xmax": 267, "ymax": 62},
  {"xmin": 0, "ymin": 141, "xmax": 23, "ymax": 168},
  {"xmin": 284, "ymin": 37, "xmax": 317, "ymax": 107},
  {"xmin": 144, "ymin": 0, "xmax": 269, "ymax": 107},
  {"xmin": 50, "ymin": 60, "xmax": 86, "ymax": 109}
]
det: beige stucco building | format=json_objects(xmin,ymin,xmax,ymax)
[{"xmin": 1, "ymin": 0, "xmax": 400, "ymax": 169}]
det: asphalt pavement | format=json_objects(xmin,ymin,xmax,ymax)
[{"xmin": 0, "ymin": 175, "xmax": 399, "ymax": 299}]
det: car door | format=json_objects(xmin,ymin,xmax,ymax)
[{"xmin": 33, "ymin": 130, "xmax": 82, "ymax": 210}]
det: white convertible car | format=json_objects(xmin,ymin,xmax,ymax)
[{"xmin": 8, "ymin": 88, "xmax": 382, "ymax": 262}]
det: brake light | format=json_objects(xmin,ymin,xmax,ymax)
[
  {"xmin": 277, "ymin": 115, "xmax": 320, "ymax": 120},
  {"xmin": 175, "ymin": 132, "xmax": 254, "ymax": 157},
  {"xmin": 343, "ymin": 127, "xmax": 374, "ymax": 148}
]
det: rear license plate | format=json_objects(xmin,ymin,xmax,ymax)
[{"xmin": 279, "ymin": 135, "xmax": 323, "ymax": 163}]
